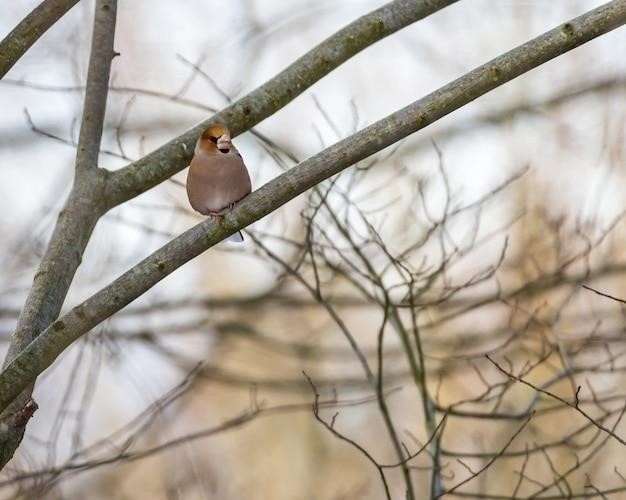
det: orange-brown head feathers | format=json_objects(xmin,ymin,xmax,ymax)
[{"xmin": 197, "ymin": 124, "xmax": 232, "ymax": 154}]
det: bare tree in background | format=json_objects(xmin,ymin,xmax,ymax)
[{"xmin": 1, "ymin": 0, "xmax": 626, "ymax": 498}]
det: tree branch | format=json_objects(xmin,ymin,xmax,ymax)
[
  {"xmin": 1, "ymin": 0, "xmax": 624, "ymax": 417},
  {"xmin": 0, "ymin": 0, "xmax": 117, "ymax": 469},
  {"xmin": 0, "ymin": 0, "xmax": 80, "ymax": 79},
  {"xmin": 74, "ymin": 0, "xmax": 117, "ymax": 173},
  {"xmin": 104, "ymin": 0, "xmax": 460, "ymax": 207}
]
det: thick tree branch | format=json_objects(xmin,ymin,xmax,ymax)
[
  {"xmin": 0, "ymin": 0, "xmax": 80, "ymax": 79},
  {"xmin": 3, "ymin": 0, "xmax": 116, "ymax": 366},
  {"xmin": 0, "ymin": 0, "xmax": 117, "ymax": 469},
  {"xmin": 1, "ymin": 0, "xmax": 624, "ymax": 416},
  {"xmin": 104, "ymin": 0, "xmax": 459, "ymax": 206}
]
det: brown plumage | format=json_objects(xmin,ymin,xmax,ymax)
[{"xmin": 186, "ymin": 124, "xmax": 251, "ymax": 216}]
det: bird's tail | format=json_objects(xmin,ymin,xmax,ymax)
[{"xmin": 225, "ymin": 231, "xmax": 244, "ymax": 243}]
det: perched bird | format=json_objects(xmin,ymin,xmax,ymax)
[{"xmin": 186, "ymin": 124, "xmax": 251, "ymax": 241}]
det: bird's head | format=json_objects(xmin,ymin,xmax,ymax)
[{"xmin": 197, "ymin": 124, "xmax": 232, "ymax": 154}]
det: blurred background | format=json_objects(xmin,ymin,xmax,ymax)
[{"xmin": 1, "ymin": 0, "xmax": 626, "ymax": 498}]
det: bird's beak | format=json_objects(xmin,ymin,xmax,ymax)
[{"xmin": 216, "ymin": 134, "xmax": 232, "ymax": 151}]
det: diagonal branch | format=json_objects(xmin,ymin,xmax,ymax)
[
  {"xmin": 0, "ymin": 0, "xmax": 81, "ymax": 79},
  {"xmin": 104, "ymin": 0, "xmax": 460, "ymax": 207},
  {"xmin": 1, "ymin": 0, "xmax": 624, "ymax": 416}
]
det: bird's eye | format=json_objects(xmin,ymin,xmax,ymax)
[{"xmin": 208, "ymin": 136, "xmax": 218, "ymax": 144}]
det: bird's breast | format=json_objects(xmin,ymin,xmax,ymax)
[{"xmin": 186, "ymin": 153, "xmax": 251, "ymax": 215}]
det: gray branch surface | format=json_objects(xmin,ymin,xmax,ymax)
[
  {"xmin": 0, "ymin": 0, "xmax": 117, "ymax": 469},
  {"xmin": 1, "ymin": 0, "xmax": 624, "ymax": 418},
  {"xmin": 75, "ymin": 0, "xmax": 117, "ymax": 174},
  {"xmin": 0, "ymin": 0, "xmax": 81, "ymax": 79},
  {"xmin": 0, "ymin": 0, "xmax": 457, "ymax": 469}
]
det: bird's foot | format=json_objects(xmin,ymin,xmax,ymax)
[{"xmin": 206, "ymin": 199, "xmax": 243, "ymax": 217}]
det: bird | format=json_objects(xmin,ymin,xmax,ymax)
[{"xmin": 186, "ymin": 124, "xmax": 251, "ymax": 242}]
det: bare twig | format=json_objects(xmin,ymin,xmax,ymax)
[
  {"xmin": 305, "ymin": 372, "xmax": 392, "ymax": 500},
  {"xmin": 581, "ymin": 283, "xmax": 626, "ymax": 304},
  {"xmin": 486, "ymin": 355, "xmax": 626, "ymax": 446},
  {"xmin": 436, "ymin": 412, "xmax": 534, "ymax": 498},
  {"xmin": 1, "ymin": 376, "xmax": 385, "ymax": 494}
]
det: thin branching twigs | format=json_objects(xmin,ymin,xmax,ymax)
[
  {"xmin": 1, "ymin": 1, "xmax": 625, "ymax": 420},
  {"xmin": 0, "ymin": 0, "xmax": 458, "ymax": 469},
  {"xmin": 486, "ymin": 355, "xmax": 626, "ymax": 446}
]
